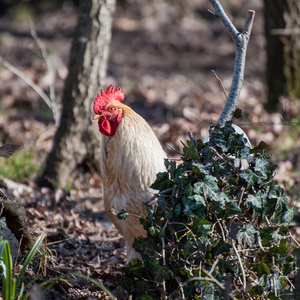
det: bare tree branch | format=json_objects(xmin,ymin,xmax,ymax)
[
  {"xmin": 209, "ymin": 0, "xmax": 255, "ymax": 127},
  {"xmin": 209, "ymin": 0, "xmax": 239, "ymax": 41},
  {"xmin": 243, "ymin": 10, "xmax": 255, "ymax": 35}
]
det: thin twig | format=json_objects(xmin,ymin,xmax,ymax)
[
  {"xmin": 207, "ymin": 9, "xmax": 216, "ymax": 16},
  {"xmin": 161, "ymin": 220, "xmax": 169, "ymax": 299},
  {"xmin": 160, "ymin": 188, "xmax": 174, "ymax": 195},
  {"xmin": 238, "ymin": 187, "xmax": 245, "ymax": 206},
  {"xmin": 0, "ymin": 56, "xmax": 52, "ymax": 111},
  {"xmin": 166, "ymin": 143, "xmax": 183, "ymax": 156},
  {"xmin": 209, "ymin": 146, "xmax": 234, "ymax": 167},
  {"xmin": 180, "ymin": 140, "xmax": 188, "ymax": 148},
  {"xmin": 202, "ymin": 186, "xmax": 209, "ymax": 215},
  {"xmin": 172, "ymin": 185, "xmax": 177, "ymax": 197},
  {"xmin": 144, "ymin": 187, "xmax": 173, "ymax": 205},
  {"xmin": 208, "ymin": 257, "xmax": 220, "ymax": 276},
  {"xmin": 46, "ymin": 238, "xmax": 72, "ymax": 246},
  {"xmin": 211, "ymin": 69, "xmax": 228, "ymax": 98},
  {"xmin": 289, "ymin": 232, "xmax": 300, "ymax": 247},
  {"xmin": 257, "ymin": 231, "xmax": 265, "ymax": 252},
  {"xmin": 272, "ymin": 256, "xmax": 277, "ymax": 297},
  {"xmin": 144, "ymin": 195, "xmax": 156, "ymax": 205},
  {"xmin": 29, "ymin": 21, "xmax": 57, "ymax": 121},
  {"xmin": 188, "ymin": 131, "xmax": 200, "ymax": 157},
  {"xmin": 13, "ymin": 235, "xmax": 23, "ymax": 275},
  {"xmin": 216, "ymin": 218, "xmax": 226, "ymax": 241},
  {"xmin": 231, "ymin": 239, "xmax": 246, "ymax": 292},
  {"xmin": 187, "ymin": 273, "xmax": 225, "ymax": 290}
]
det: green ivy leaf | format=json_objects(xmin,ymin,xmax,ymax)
[
  {"xmin": 248, "ymin": 285, "xmax": 264, "ymax": 295},
  {"xmin": 254, "ymin": 158, "xmax": 270, "ymax": 182},
  {"xmin": 239, "ymin": 145, "xmax": 251, "ymax": 158},
  {"xmin": 259, "ymin": 226, "xmax": 278, "ymax": 246},
  {"xmin": 270, "ymin": 229, "xmax": 284, "ymax": 243},
  {"xmin": 282, "ymin": 255, "xmax": 296, "ymax": 275},
  {"xmin": 250, "ymin": 141, "xmax": 268, "ymax": 154},
  {"xmin": 202, "ymin": 147, "xmax": 215, "ymax": 163},
  {"xmin": 193, "ymin": 175, "xmax": 220, "ymax": 200},
  {"xmin": 251, "ymin": 262, "xmax": 271, "ymax": 276},
  {"xmin": 237, "ymin": 225, "xmax": 257, "ymax": 247},
  {"xmin": 247, "ymin": 191, "xmax": 267, "ymax": 213},
  {"xmin": 133, "ymin": 236, "xmax": 160, "ymax": 255},
  {"xmin": 116, "ymin": 274, "xmax": 134, "ymax": 293},
  {"xmin": 136, "ymin": 280, "xmax": 152, "ymax": 294},
  {"xmin": 269, "ymin": 273, "xmax": 283, "ymax": 292},
  {"xmin": 201, "ymin": 283, "xmax": 222, "ymax": 300},
  {"xmin": 213, "ymin": 161, "xmax": 231, "ymax": 177},
  {"xmin": 268, "ymin": 185, "xmax": 287, "ymax": 202},
  {"xmin": 194, "ymin": 219, "xmax": 212, "ymax": 243},
  {"xmin": 225, "ymin": 201, "xmax": 242, "ymax": 215},
  {"xmin": 151, "ymin": 172, "xmax": 173, "ymax": 190},
  {"xmin": 214, "ymin": 240, "xmax": 230, "ymax": 256},
  {"xmin": 174, "ymin": 203, "xmax": 181, "ymax": 217},
  {"xmin": 183, "ymin": 140, "xmax": 200, "ymax": 159},
  {"xmin": 164, "ymin": 210, "xmax": 174, "ymax": 220},
  {"xmin": 263, "ymin": 198, "xmax": 277, "ymax": 219},
  {"xmin": 234, "ymin": 158, "xmax": 240, "ymax": 168},
  {"xmin": 211, "ymin": 135, "xmax": 229, "ymax": 153},
  {"xmin": 182, "ymin": 195, "xmax": 206, "ymax": 218},
  {"xmin": 192, "ymin": 162, "xmax": 212, "ymax": 176},
  {"xmin": 270, "ymin": 186, "xmax": 288, "ymax": 213},
  {"xmin": 282, "ymin": 207, "xmax": 294, "ymax": 223},
  {"xmin": 184, "ymin": 240, "xmax": 199, "ymax": 259},
  {"xmin": 233, "ymin": 108, "xmax": 242, "ymax": 119},
  {"xmin": 123, "ymin": 261, "xmax": 144, "ymax": 279},
  {"xmin": 240, "ymin": 169, "xmax": 260, "ymax": 189},
  {"xmin": 116, "ymin": 209, "xmax": 128, "ymax": 220},
  {"xmin": 148, "ymin": 226, "xmax": 160, "ymax": 237},
  {"xmin": 270, "ymin": 238, "xmax": 288, "ymax": 256},
  {"xmin": 140, "ymin": 296, "xmax": 154, "ymax": 300},
  {"xmin": 153, "ymin": 265, "xmax": 170, "ymax": 282}
]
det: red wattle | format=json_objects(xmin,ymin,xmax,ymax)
[{"xmin": 99, "ymin": 118, "xmax": 117, "ymax": 136}]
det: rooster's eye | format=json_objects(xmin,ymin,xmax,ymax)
[{"xmin": 109, "ymin": 107, "xmax": 115, "ymax": 112}]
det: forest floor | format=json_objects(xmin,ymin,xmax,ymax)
[{"xmin": 0, "ymin": 0, "xmax": 299, "ymax": 299}]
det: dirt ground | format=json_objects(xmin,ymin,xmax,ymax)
[{"xmin": 0, "ymin": 0, "xmax": 299, "ymax": 298}]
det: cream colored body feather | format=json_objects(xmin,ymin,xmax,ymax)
[{"xmin": 100, "ymin": 103, "xmax": 167, "ymax": 262}]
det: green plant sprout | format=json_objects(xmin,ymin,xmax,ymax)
[{"xmin": 0, "ymin": 235, "xmax": 44, "ymax": 300}]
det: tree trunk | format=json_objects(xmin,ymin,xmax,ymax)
[
  {"xmin": 37, "ymin": 0, "xmax": 116, "ymax": 188},
  {"xmin": 264, "ymin": 0, "xmax": 300, "ymax": 112},
  {"xmin": 0, "ymin": 189, "xmax": 34, "ymax": 253}
]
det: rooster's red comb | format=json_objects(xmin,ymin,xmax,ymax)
[{"xmin": 93, "ymin": 84, "xmax": 125, "ymax": 114}]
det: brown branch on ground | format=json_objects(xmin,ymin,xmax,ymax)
[{"xmin": 0, "ymin": 189, "xmax": 34, "ymax": 252}]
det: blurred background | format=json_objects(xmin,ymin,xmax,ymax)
[{"xmin": 0, "ymin": 0, "xmax": 299, "ymax": 210}]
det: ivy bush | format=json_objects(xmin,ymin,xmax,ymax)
[{"xmin": 117, "ymin": 122, "xmax": 297, "ymax": 299}]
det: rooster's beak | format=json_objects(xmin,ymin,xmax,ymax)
[{"xmin": 93, "ymin": 114, "xmax": 102, "ymax": 120}]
